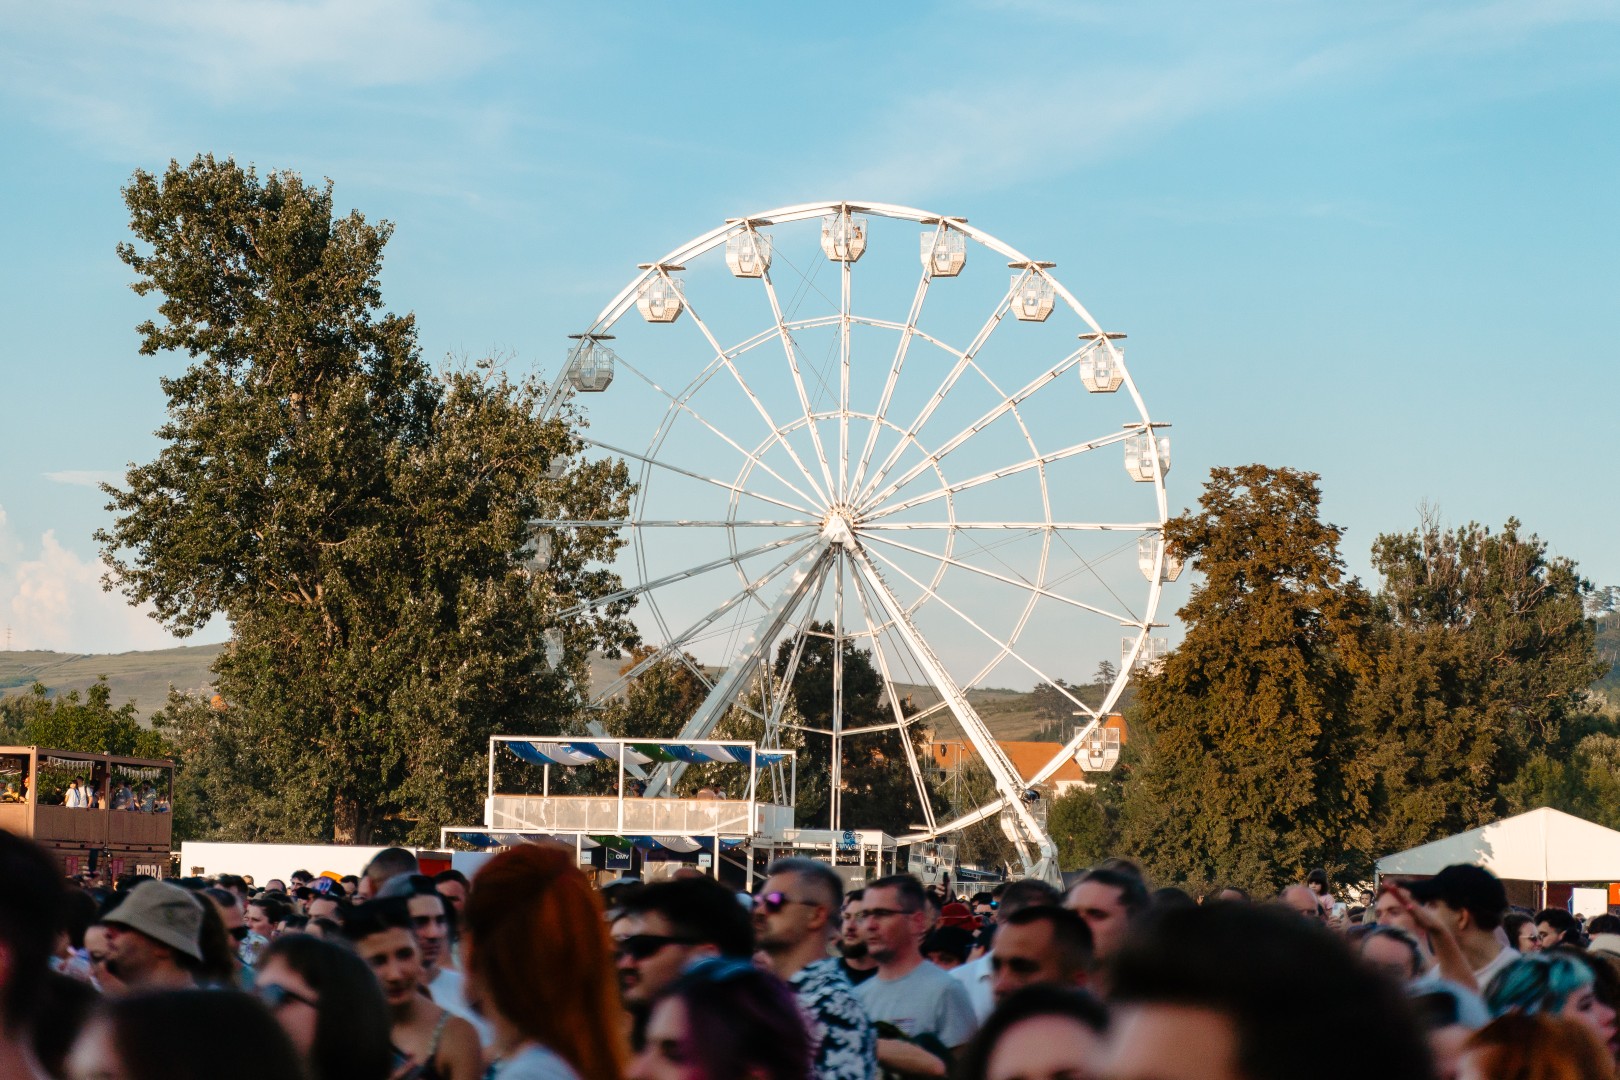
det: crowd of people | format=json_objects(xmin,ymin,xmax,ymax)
[{"xmin": 2, "ymin": 828, "xmax": 1617, "ymax": 1080}]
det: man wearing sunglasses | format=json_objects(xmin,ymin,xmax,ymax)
[
  {"xmin": 613, "ymin": 876, "xmax": 754, "ymax": 1046},
  {"xmin": 755, "ymin": 858, "xmax": 879, "ymax": 1080}
]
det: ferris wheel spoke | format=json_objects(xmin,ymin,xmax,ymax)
[
  {"xmin": 850, "ymin": 264, "xmax": 933, "ymax": 502},
  {"xmin": 859, "ymin": 531, "xmax": 1135, "ymax": 632},
  {"xmin": 838, "ymin": 258, "xmax": 852, "ymax": 502},
  {"xmin": 611, "ymin": 352, "xmax": 826, "ymax": 511},
  {"xmin": 855, "ymin": 346, "xmax": 1091, "ymax": 515},
  {"xmin": 760, "ymin": 270, "xmax": 839, "ymax": 502},
  {"xmin": 764, "ymin": 567, "xmax": 831, "ymax": 738},
  {"xmin": 852, "ymin": 276, "xmax": 1020, "ymax": 509},
  {"xmin": 682, "ymin": 294, "xmax": 832, "ymax": 506},
  {"xmin": 587, "ymin": 536, "xmax": 825, "ymax": 706},
  {"xmin": 864, "ymin": 544, "xmax": 1106, "ymax": 720},
  {"xmin": 577, "ymin": 436, "xmax": 816, "ymax": 517},
  {"xmin": 549, "ymin": 530, "xmax": 818, "ymax": 621},
  {"xmin": 860, "ymin": 428, "xmax": 1137, "ymax": 522},
  {"xmin": 848, "ymin": 566, "xmax": 939, "ymax": 831}
]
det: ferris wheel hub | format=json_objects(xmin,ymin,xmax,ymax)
[{"xmin": 819, "ymin": 509, "xmax": 859, "ymax": 552}]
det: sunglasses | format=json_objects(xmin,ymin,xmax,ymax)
[
  {"xmin": 255, "ymin": 983, "xmax": 319, "ymax": 1010},
  {"xmin": 753, "ymin": 891, "xmax": 818, "ymax": 915},
  {"xmin": 614, "ymin": 933, "xmax": 699, "ymax": 961}
]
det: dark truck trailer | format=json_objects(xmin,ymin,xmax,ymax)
[{"xmin": 0, "ymin": 746, "xmax": 174, "ymax": 880}]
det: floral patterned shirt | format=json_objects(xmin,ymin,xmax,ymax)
[{"xmin": 790, "ymin": 956, "xmax": 879, "ymax": 1080}]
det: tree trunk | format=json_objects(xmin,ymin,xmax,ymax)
[{"xmin": 333, "ymin": 792, "xmax": 362, "ymax": 845}]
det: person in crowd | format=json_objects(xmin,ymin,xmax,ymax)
[
  {"xmin": 837, "ymin": 889, "xmax": 879, "ymax": 987},
  {"xmin": 245, "ymin": 895, "xmax": 286, "ymax": 943},
  {"xmin": 345, "ymin": 901, "xmax": 483, "ymax": 1080},
  {"xmin": 264, "ymin": 879, "xmax": 288, "ymax": 895},
  {"xmin": 191, "ymin": 890, "xmax": 243, "ymax": 986},
  {"xmin": 955, "ymin": 879, "xmax": 1063, "ymax": 1020},
  {"xmin": 627, "ymin": 957, "xmax": 812, "ymax": 1080},
  {"xmin": 216, "ymin": 874, "xmax": 250, "ymax": 906},
  {"xmin": 341, "ymin": 874, "xmax": 362, "ymax": 897},
  {"xmin": 1588, "ymin": 916, "xmax": 1620, "ymax": 960},
  {"xmin": 64, "ymin": 776, "xmax": 86, "ymax": 809},
  {"xmin": 956, "ymin": 984, "xmax": 1108, "ymax": 1080},
  {"xmin": 98, "ymin": 880, "xmax": 207, "ymax": 991},
  {"xmin": 64, "ymin": 989, "xmax": 305, "ymax": 1080},
  {"xmin": 0, "ymin": 831, "xmax": 67, "ymax": 1079},
  {"xmin": 111, "ymin": 781, "xmax": 134, "ymax": 810},
  {"xmin": 306, "ymin": 891, "xmax": 349, "ymax": 924},
  {"xmin": 1484, "ymin": 951, "xmax": 1618, "ymax": 1054},
  {"xmin": 203, "ymin": 885, "xmax": 259, "ymax": 975},
  {"xmin": 34, "ymin": 969, "xmax": 97, "ymax": 1078},
  {"xmin": 1412, "ymin": 987, "xmax": 1485, "ymax": 1080},
  {"xmin": 1463, "ymin": 1012, "xmax": 1616, "ymax": 1080},
  {"xmin": 1408, "ymin": 865, "xmax": 1518, "ymax": 987},
  {"xmin": 83, "ymin": 923, "xmax": 126, "ymax": 996},
  {"xmin": 1103, "ymin": 901, "xmax": 1435, "ymax": 1080},
  {"xmin": 461, "ymin": 842, "xmax": 628, "ymax": 1080},
  {"xmin": 990, "ymin": 906, "xmax": 1094, "ymax": 1005},
  {"xmin": 1277, "ymin": 883, "xmax": 1323, "ymax": 921},
  {"xmin": 1535, "ymin": 908, "xmax": 1584, "ymax": 950},
  {"xmin": 754, "ymin": 857, "xmax": 878, "ymax": 1080},
  {"xmin": 922, "ymin": 927, "xmax": 974, "ymax": 971},
  {"xmin": 54, "ymin": 887, "xmax": 99, "ymax": 983},
  {"xmin": 1307, "ymin": 868, "xmax": 1347, "ymax": 924},
  {"xmin": 255, "ymin": 933, "xmax": 393, "ymax": 1080},
  {"xmin": 1208, "ymin": 886, "xmax": 1250, "ymax": 903},
  {"xmin": 289, "ymin": 870, "xmax": 314, "ymax": 891},
  {"xmin": 402, "ymin": 875, "xmax": 489, "ymax": 1042},
  {"xmin": 1360, "ymin": 925, "xmax": 1428, "ymax": 983},
  {"xmin": 360, "ymin": 847, "xmax": 421, "ymax": 900},
  {"xmin": 1503, "ymin": 912, "xmax": 1539, "ymax": 954},
  {"xmin": 614, "ymin": 875, "xmax": 755, "ymax": 1043},
  {"xmin": 856, "ymin": 873, "xmax": 978, "ymax": 1077},
  {"xmin": 1065, "ymin": 867, "xmax": 1149, "ymax": 970},
  {"xmin": 435, "ymin": 869, "xmax": 471, "ymax": 916}
]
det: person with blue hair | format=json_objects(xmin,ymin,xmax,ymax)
[{"xmin": 1483, "ymin": 950, "xmax": 1617, "ymax": 1054}]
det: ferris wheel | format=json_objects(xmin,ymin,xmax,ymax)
[{"xmin": 537, "ymin": 201, "xmax": 1174, "ymax": 882}]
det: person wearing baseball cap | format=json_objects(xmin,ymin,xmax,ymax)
[
  {"xmin": 99, "ymin": 881, "xmax": 206, "ymax": 992},
  {"xmin": 1403, "ymin": 864, "xmax": 1516, "ymax": 986}
]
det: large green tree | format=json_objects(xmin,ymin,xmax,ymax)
[
  {"xmin": 0, "ymin": 680, "xmax": 167, "ymax": 759},
  {"xmin": 98, "ymin": 155, "xmax": 635, "ymax": 844},
  {"xmin": 1119, "ymin": 465, "xmax": 1375, "ymax": 893},
  {"xmin": 1359, "ymin": 517, "xmax": 1606, "ymax": 851}
]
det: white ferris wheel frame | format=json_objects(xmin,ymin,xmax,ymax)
[{"xmin": 540, "ymin": 199, "xmax": 1172, "ymax": 883}]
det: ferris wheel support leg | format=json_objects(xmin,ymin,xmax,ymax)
[
  {"xmin": 848, "ymin": 549, "xmax": 1060, "ymax": 884},
  {"xmin": 643, "ymin": 543, "xmax": 832, "ymax": 799}
]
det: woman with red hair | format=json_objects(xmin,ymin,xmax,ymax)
[{"xmin": 462, "ymin": 843, "xmax": 629, "ymax": 1080}]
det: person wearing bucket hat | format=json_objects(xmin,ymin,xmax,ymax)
[{"xmin": 99, "ymin": 881, "xmax": 205, "ymax": 992}]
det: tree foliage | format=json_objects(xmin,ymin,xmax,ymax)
[
  {"xmin": 1119, "ymin": 465, "xmax": 1375, "ymax": 893},
  {"xmin": 98, "ymin": 155, "xmax": 636, "ymax": 844},
  {"xmin": 0, "ymin": 680, "xmax": 168, "ymax": 759},
  {"xmin": 1359, "ymin": 516, "xmax": 1604, "ymax": 851}
]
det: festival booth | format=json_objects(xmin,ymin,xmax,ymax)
[
  {"xmin": 1375, "ymin": 807, "xmax": 1620, "ymax": 912},
  {"xmin": 440, "ymin": 736, "xmax": 811, "ymax": 888}
]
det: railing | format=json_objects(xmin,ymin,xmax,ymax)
[{"xmin": 489, "ymin": 795, "xmax": 793, "ymax": 837}]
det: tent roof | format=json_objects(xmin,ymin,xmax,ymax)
[{"xmin": 1376, "ymin": 807, "xmax": 1620, "ymax": 883}]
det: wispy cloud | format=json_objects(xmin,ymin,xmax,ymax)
[
  {"xmin": 44, "ymin": 470, "xmax": 123, "ymax": 488},
  {"xmin": 821, "ymin": 1, "xmax": 1620, "ymax": 202}
]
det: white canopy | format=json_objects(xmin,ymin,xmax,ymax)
[{"xmin": 1377, "ymin": 807, "xmax": 1620, "ymax": 884}]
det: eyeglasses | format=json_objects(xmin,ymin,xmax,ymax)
[
  {"xmin": 754, "ymin": 891, "xmax": 818, "ymax": 915},
  {"xmin": 255, "ymin": 983, "xmax": 319, "ymax": 1011},
  {"xmin": 855, "ymin": 907, "xmax": 915, "ymax": 922},
  {"xmin": 614, "ymin": 933, "xmax": 700, "ymax": 961}
]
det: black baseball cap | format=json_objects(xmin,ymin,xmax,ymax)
[{"xmin": 1403, "ymin": 865, "xmax": 1507, "ymax": 930}]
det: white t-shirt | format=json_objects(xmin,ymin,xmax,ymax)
[
  {"xmin": 486, "ymin": 1045, "xmax": 578, "ymax": 1080},
  {"xmin": 1475, "ymin": 944, "xmax": 1519, "ymax": 991},
  {"xmin": 428, "ymin": 966, "xmax": 495, "ymax": 1046}
]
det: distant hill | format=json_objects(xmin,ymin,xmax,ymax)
[
  {"xmin": 0, "ymin": 644, "xmax": 223, "ymax": 720},
  {"xmin": 0, "ymin": 642, "xmax": 1111, "ymax": 736}
]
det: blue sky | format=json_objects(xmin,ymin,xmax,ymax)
[{"xmin": 0, "ymin": 0, "xmax": 1616, "ymax": 659}]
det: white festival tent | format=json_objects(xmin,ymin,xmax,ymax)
[{"xmin": 1376, "ymin": 807, "xmax": 1620, "ymax": 907}]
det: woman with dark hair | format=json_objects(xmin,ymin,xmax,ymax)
[
  {"xmin": 1502, "ymin": 912, "xmax": 1539, "ymax": 954},
  {"xmin": 956, "ymin": 984, "xmax": 1107, "ymax": 1080},
  {"xmin": 256, "ymin": 933, "xmax": 393, "ymax": 1080},
  {"xmin": 65, "ymin": 989, "xmax": 305, "ymax": 1080},
  {"xmin": 461, "ymin": 843, "xmax": 626, "ymax": 1079},
  {"xmin": 627, "ymin": 957, "xmax": 811, "ymax": 1080}
]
